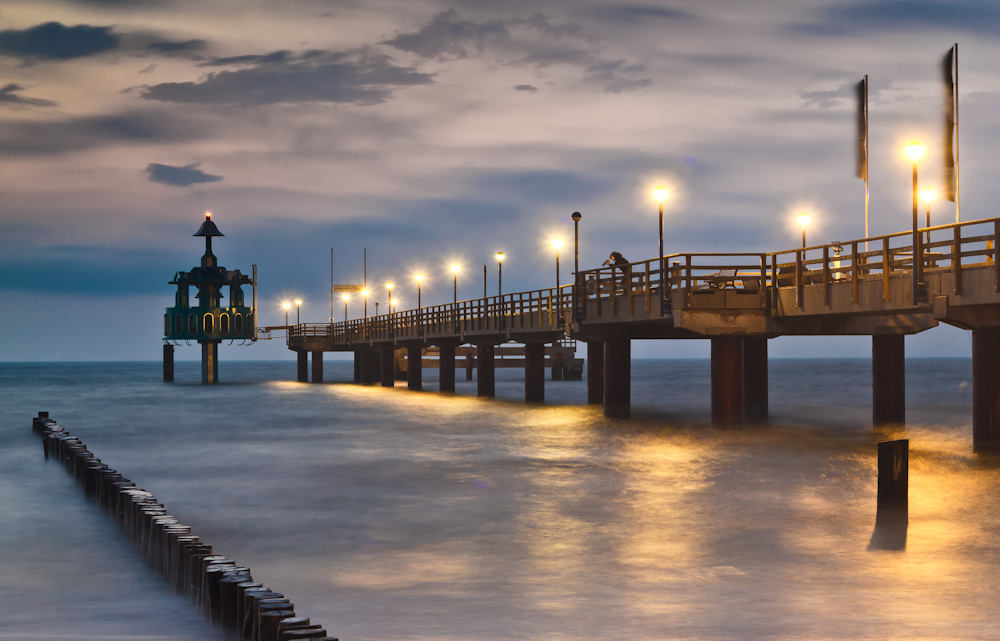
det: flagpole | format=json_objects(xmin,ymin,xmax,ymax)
[
  {"xmin": 864, "ymin": 74, "xmax": 870, "ymax": 252},
  {"xmin": 954, "ymin": 43, "xmax": 960, "ymax": 223}
]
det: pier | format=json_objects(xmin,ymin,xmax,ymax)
[{"xmin": 284, "ymin": 216, "xmax": 1000, "ymax": 451}]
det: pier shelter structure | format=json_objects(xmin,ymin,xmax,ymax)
[
  {"xmin": 163, "ymin": 213, "xmax": 257, "ymax": 384},
  {"xmin": 288, "ymin": 216, "xmax": 1000, "ymax": 452}
]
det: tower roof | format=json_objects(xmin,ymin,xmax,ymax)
[{"xmin": 193, "ymin": 212, "xmax": 224, "ymax": 237}]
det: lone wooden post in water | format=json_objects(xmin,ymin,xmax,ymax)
[{"xmin": 876, "ymin": 439, "xmax": 908, "ymax": 526}]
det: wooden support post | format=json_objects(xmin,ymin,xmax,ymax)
[
  {"xmin": 525, "ymin": 342, "xmax": 545, "ymax": 403},
  {"xmin": 587, "ymin": 341, "xmax": 604, "ymax": 405},
  {"xmin": 369, "ymin": 350, "xmax": 381, "ymax": 383},
  {"xmin": 551, "ymin": 343, "xmax": 564, "ymax": 380},
  {"xmin": 163, "ymin": 344, "xmax": 174, "ymax": 383},
  {"xmin": 201, "ymin": 341, "xmax": 219, "ymax": 384},
  {"xmin": 296, "ymin": 350, "xmax": 308, "ymax": 383},
  {"xmin": 743, "ymin": 336, "xmax": 768, "ymax": 421},
  {"xmin": 972, "ymin": 328, "xmax": 1000, "ymax": 452},
  {"xmin": 872, "ymin": 334, "xmax": 905, "ymax": 426},
  {"xmin": 711, "ymin": 336, "xmax": 744, "ymax": 425},
  {"xmin": 353, "ymin": 351, "xmax": 362, "ymax": 383},
  {"xmin": 439, "ymin": 343, "xmax": 456, "ymax": 392},
  {"xmin": 477, "ymin": 344, "xmax": 495, "ymax": 398},
  {"xmin": 603, "ymin": 338, "xmax": 630, "ymax": 418},
  {"xmin": 406, "ymin": 347, "xmax": 422, "ymax": 391},
  {"xmin": 876, "ymin": 439, "xmax": 908, "ymax": 529},
  {"xmin": 380, "ymin": 349, "xmax": 395, "ymax": 387},
  {"xmin": 310, "ymin": 351, "xmax": 323, "ymax": 384},
  {"xmin": 466, "ymin": 350, "xmax": 474, "ymax": 381}
]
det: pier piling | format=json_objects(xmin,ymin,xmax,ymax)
[
  {"xmin": 525, "ymin": 342, "xmax": 545, "ymax": 403},
  {"xmin": 587, "ymin": 341, "xmax": 604, "ymax": 405},
  {"xmin": 872, "ymin": 334, "xmax": 905, "ymax": 426},
  {"xmin": 439, "ymin": 343, "xmax": 456, "ymax": 392},
  {"xmin": 603, "ymin": 338, "xmax": 630, "ymax": 418},
  {"xmin": 163, "ymin": 345, "xmax": 174, "ymax": 382},
  {"xmin": 406, "ymin": 347, "xmax": 422, "ymax": 390},
  {"xmin": 477, "ymin": 344, "xmax": 496, "ymax": 397},
  {"xmin": 972, "ymin": 328, "xmax": 1000, "ymax": 452},
  {"xmin": 711, "ymin": 336, "xmax": 743, "ymax": 425}
]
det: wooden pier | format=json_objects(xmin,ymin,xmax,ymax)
[{"xmin": 284, "ymin": 216, "xmax": 1000, "ymax": 451}]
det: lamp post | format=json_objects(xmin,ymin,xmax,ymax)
[
  {"xmin": 386, "ymin": 282, "xmax": 394, "ymax": 315},
  {"xmin": 295, "ymin": 299, "xmax": 302, "ymax": 324},
  {"xmin": 551, "ymin": 239, "xmax": 563, "ymax": 326},
  {"xmin": 283, "ymin": 301, "xmax": 290, "ymax": 326},
  {"xmin": 653, "ymin": 187, "xmax": 669, "ymax": 314},
  {"xmin": 451, "ymin": 264, "xmax": 460, "ymax": 305},
  {"xmin": 572, "ymin": 212, "xmax": 581, "ymax": 322},
  {"xmin": 416, "ymin": 274, "xmax": 424, "ymax": 336},
  {"xmin": 797, "ymin": 213, "xmax": 811, "ymax": 248},
  {"xmin": 342, "ymin": 294, "xmax": 350, "ymax": 322},
  {"xmin": 391, "ymin": 298, "xmax": 398, "ymax": 314},
  {"xmin": 905, "ymin": 141, "xmax": 926, "ymax": 303},
  {"xmin": 920, "ymin": 188, "xmax": 935, "ymax": 245},
  {"xmin": 495, "ymin": 252, "xmax": 505, "ymax": 330}
]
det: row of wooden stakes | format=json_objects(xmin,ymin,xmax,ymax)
[{"xmin": 32, "ymin": 412, "xmax": 338, "ymax": 641}]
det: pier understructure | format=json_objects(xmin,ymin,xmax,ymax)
[{"xmin": 287, "ymin": 217, "xmax": 1000, "ymax": 452}]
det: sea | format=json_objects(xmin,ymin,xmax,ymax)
[{"xmin": 1, "ymin": 358, "xmax": 998, "ymax": 641}]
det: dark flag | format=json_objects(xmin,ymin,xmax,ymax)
[
  {"xmin": 942, "ymin": 45, "xmax": 957, "ymax": 202},
  {"xmin": 855, "ymin": 77, "xmax": 868, "ymax": 181}
]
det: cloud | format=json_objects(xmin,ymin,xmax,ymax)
[
  {"xmin": 139, "ymin": 49, "xmax": 433, "ymax": 105},
  {"xmin": 789, "ymin": 0, "xmax": 1000, "ymax": 36},
  {"xmin": 199, "ymin": 50, "xmax": 292, "ymax": 67},
  {"xmin": 0, "ymin": 22, "xmax": 119, "ymax": 61},
  {"xmin": 384, "ymin": 10, "xmax": 650, "ymax": 93},
  {"xmin": 514, "ymin": 84, "xmax": 537, "ymax": 93},
  {"xmin": 587, "ymin": 5, "xmax": 694, "ymax": 23},
  {"xmin": 148, "ymin": 39, "xmax": 207, "ymax": 56},
  {"xmin": 145, "ymin": 162, "xmax": 223, "ymax": 187},
  {"xmin": 0, "ymin": 110, "xmax": 201, "ymax": 155},
  {"xmin": 0, "ymin": 83, "xmax": 55, "ymax": 107}
]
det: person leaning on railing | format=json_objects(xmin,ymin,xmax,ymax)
[{"xmin": 603, "ymin": 251, "xmax": 632, "ymax": 292}]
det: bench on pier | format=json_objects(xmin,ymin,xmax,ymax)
[{"xmin": 703, "ymin": 269, "xmax": 762, "ymax": 290}]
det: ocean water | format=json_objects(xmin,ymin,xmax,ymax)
[{"xmin": 1, "ymin": 358, "xmax": 997, "ymax": 641}]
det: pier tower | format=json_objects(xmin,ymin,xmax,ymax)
[{"xmin": 163, "ymin": 212, "xmax": 257, "ymax": 383}]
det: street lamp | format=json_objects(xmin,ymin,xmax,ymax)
[
  {"xmin": 552, "ymin": 238, "xmax": 564, "ymax": 326},
  {"xmin": 362, "ymin": 288, "xmax": 369, "ymax": 320},
  {"xmin": 415, "ymin": 274, "xmax": 424, "ymax": 336},
  {"xmin": 905, "ymin": 140, "xmax": 926, "ymax": 303},
  {"xmin": 495, "ymin": 252, "xmax": 505, "ymax": 330},
  {"xmin": 572, "ymin": 212, "xmax": 582, "ymax": 322},
  {"xmin": 283, "ymin": 301, "xmax": 290, "ymax": 326},
  {"xmin": 653, "ymin": 187, "xmax": 669, "ymax": 314},
  {"xmin": 385, "ymin": 282, "xmax": 394, "ymax": 315},
  {"xmin": 341, "ymin": 294, "xmax": 350, "ymax": 322},
  {"xmin": 797, "ymin": 213, "xmax": 811, "ymax": 248},
  {"xmin": 391, "ymin": 298, "xmax": 399, "ymax": 314},
  {"xmin": 451, "ymin": 264, "xmax": 460, "ymax": 305},
  {"xmin": 295, "ymin": 298, "xmax": 302, "ymax": 324},
  {"xmin": 920, "ymin": 188, "xmax": 936, "ymax": 244}
]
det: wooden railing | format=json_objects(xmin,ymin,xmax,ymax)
[{"xmin": 288, "ymin": 216, "xmax": 1000, "ymax": 347}]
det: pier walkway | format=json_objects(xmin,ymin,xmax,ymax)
[{"xmin": 286, "ymin": 216, "xmax": 1000, "ymax": 451}]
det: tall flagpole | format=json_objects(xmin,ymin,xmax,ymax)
[
  {"xmin": 955, "ymin": 43, "xmax": 960, "ymax": 223},
  {"xmin": 864, "ymin": 75, "xmax": 870, "ymax": 248}
]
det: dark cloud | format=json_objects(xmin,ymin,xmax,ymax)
[
  {"xmin": 148, "ymin": 39, "xmax": 207, "ymax": 56},
  {"xmin": 386, "ymin": 10, "xmax": 650, "ymax": 93},
  {"xmin": 200, "ymin": 50, "xmax": 291, "ymax": 67},
  {"xmin": 382, "ymin": 9, "xmax": 509, "ymax": 59},
  {"xmin": 0, "ymin": 22, "xmax": 119, "ymax": 61},
  {"xmin": 0, "ymin": 110, "xmax": 201, "ymax": 155},
  {"xmin": 514, "ymin": 84, "xmax": 537, "ymax": 93},
  {"xmin": 146, "ymin": 162, "xmax": 223, "ymax": 187},
  {"xmin": 0, "ymin": 83, "xmax": 55, "ymax": 107},
  {"xmin": 789, "ymin": 0, "xmax": 1000, "ymax": 36},
  {"xmin": 0, "ymin": 241, "xmax": 185, "ymax": 296},
  {"xmin": 140, "ymin": 49, "xmax": 433, "ymax": 105}
]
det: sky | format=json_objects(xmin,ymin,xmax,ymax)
[{"xmin": 2, "ymin": 0, "xmax": 998, "ymax": 361}]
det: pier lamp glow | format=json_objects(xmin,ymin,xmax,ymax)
[
  {"xmin": 283, "ymin": 301, "xmax": 290, "ymax": 326},
  {"xmin": 572, "ymin": 212, "xmax": 582, "ymax": 322},
  {"xmin": 415, "ymin": 274, "xmax": 424, "ymax": 309},
  {"xmin": 495, "ymin": 252, "xmax": 505, "ymax": 298},
  {"xmin": 341, "ymin": 293, "xmax": 350, "ymax": 322},
  {"xmin": 361, "ymin": 288, "xmax": 370, "ymax": 320},
  {"xmin": 797, "ymin": 213, "xmax": 811, "ymax": 248},
  {"xmin": 653, "ymin": 187, "xmax": 669, "ymax": 315},
  {"xmin": 551, "ymin": 238, "xmax": 563, "ymax": 289},
  {"xmin": 294, "ymin": 299, "xmax": 302, "ymax": 324},
  {"xmin": 391, "ymin": 298, "xmax": 399, "ymax": 314},
  {"xmin": 385, "ymin": 282, "xmax": 394, "ymax": 315},
  {"xmin": 905, "ymin": 140, "xmax": 927, "ymax": 303}
]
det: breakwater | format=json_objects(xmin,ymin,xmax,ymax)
[{"xmin": 32, "ymin": 411, "xmax": 337, "ymax": 641}]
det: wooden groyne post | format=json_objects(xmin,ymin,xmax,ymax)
[{"xmin": 32, "ymin": 412, "xmax": 339, "ymax": 641}]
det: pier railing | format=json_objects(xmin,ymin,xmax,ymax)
[{"xmin": 288, "ymin": 216, "xmax": 1000, "ymax": 348}]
